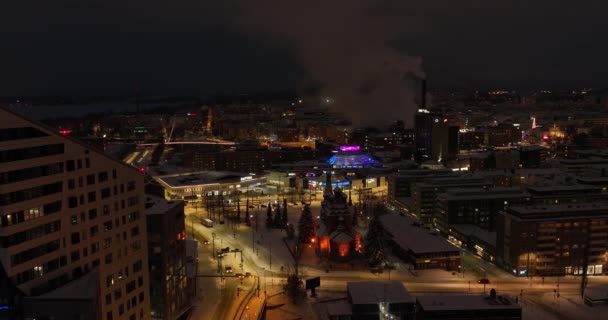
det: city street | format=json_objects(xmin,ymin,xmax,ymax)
[{"xmin": 184, "ymin": 192, "xmax": 608, "ymax": 320}]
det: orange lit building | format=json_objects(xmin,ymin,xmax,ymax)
[{"xmin": 315, "ymin": 172, "xmax": 360, "ymax": 261}]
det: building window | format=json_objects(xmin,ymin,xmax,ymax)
[
  {"xmin": 112, "ymin": 169, "xmax": 117, "ymax": 179},
  {"xmin": 101, "ymin": 188, "xmax": 111, "ymax": 199},
  {"xmin": 87, "ymin": 174, "xmax": 95, "ymax": 185},
  {"xmin": 70, "ymin": 250, "xmax": 80, "ymax": 262},
  {"xmin": 77, "ymin": 159, "xmax": 82, "ymax": 169},
  {"xmin": 103, "ymin": 237, "xmax": 112, "ymax": 249},
  {"xmin": 66, "ymin": 160, "xmax": 75, "ymax": 172},
  {"xmin": 126, "ymin": 280, "xmax": 136, "ymax": 293},
  {"xmin": 98, "ymin": 172, "xmax": 109, "ymax": 182},
  {"xmin": 107, "ymin": 311, "xmax": 113, "ymax": 320},
  {"xmin": 68, "ymin": 197, "xmax": 78, "ymax": 208},
  {"xmin": 88, "ymin": 208, "xmax": 98, "ymax": 220},
  {"xmin": 90, "ymin": 225, "xmax": 99, "ymax": 237},
  {"xmin": 133, "ymin": 260, "xmax": 142, "ymax": 272},
  {"xmin": 88, "ymin": 191, "xmax": 96, "ymax": 202},
  {"xmin": 105, "ymin": 294, "xmax": 112, "ymax": 305},
  {"xmin": 119, "ymin": 304, "xmax": 125, "ymax": 315},
  {"xmin": 105, "ymin": 253, "xmax": 113, "ymax": 264},
  {"xmin": 91, "ymin": 242, "xmax": 100, "ymax": 253},
  {"xmin": 114, "ymin": 288, "xmax": 122, "ymax": 299},
  {"xmin": 70, "ymin": 232, "xmax": 80, "ymax": 244},
  {"xmin": 68, "ymin": 179, "xmax": 75, "ymax": 189},
  {"xmin": 130, "ymin": 226, "xmax": 139, "ymax": 237},
  {"xmin": 85, "ymin": 158, "xmax": 90, "ymax": 168}
]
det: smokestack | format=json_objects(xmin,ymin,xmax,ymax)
[{"xmin": 421, "ymin": 79, "xmax": 427, "ymax": 109}]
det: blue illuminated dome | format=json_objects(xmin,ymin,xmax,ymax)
[{"xmin": 327, "ymin": 150, "xmax": 382, "ymax": 168}]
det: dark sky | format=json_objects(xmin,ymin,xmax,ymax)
[{"xmin": 1, "ymin": 1, "xmax": 607, "ymax": 96}]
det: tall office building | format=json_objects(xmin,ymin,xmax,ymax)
[
  {"xmin": 0, "ymin": 107, "xmax": 151, "ymax": 320},
  {"xmin": 414, "ymin": 110, "xmax": 440, "ymax": 161}
]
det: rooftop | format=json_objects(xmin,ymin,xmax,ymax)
[
  {"xmin": 380, "ymin": 214, "xmax": 460, "ymax": 254},
  {"xmin": 347, "ymin": 281, "xmax": 414, "ymax": 305},
  {"xmin": 326, "ymin": 301, "xmax": 352, "ymax": 316},
  {"xmin": 31, "ymin": 270, "xmax": 99, "ymax": 300},
  {"xmin": 145, "ymin": 195, "xmax": 184, "ymax": 215},
  {"xmin": 450, "ymin": 224, "xmax": 497, "ymax": 247},
  {"xmin": 506, "ymin": 202, "xmax": 608, "ymax": 221},
  {"xmin": 155, "ymin": 170, "xmax": 264, "ymax": 188},
  {"xmin": 439, "ymin": 187, "xmax": 526, "ymax": 201},
  {"xmin": 526, "ymin": 184, "xmax": 600, "ymax": 193},
  {"xmin": 417, "ymin": 294, "xmax": 521, "ymax": 311}
]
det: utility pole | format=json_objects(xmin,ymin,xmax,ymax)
[
  {"xmin": 269, "ymin": 242, "xmax": 272, "ymax": 270},
  {"xmin": 212, "ymin": 232, "xmax": 217, "ymax": 260}
]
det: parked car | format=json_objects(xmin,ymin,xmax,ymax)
[{"xmin": 225, "ymin": 266, "xmax": 233, "ymax": 274}]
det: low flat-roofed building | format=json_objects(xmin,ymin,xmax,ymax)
[
  {"xmin": 151, "ymin": 169, "xmax": 265, "ymax": 200},
  {"xmin": 497, "ymin": 203, "xmax": 608, "ymax": 276},
  {"xmin": 347, "ymin": 281, "xmax": 415, "ymax": 320},
  {"xmin": 326, "ymin": 301, "xmax": 353, "ymax": 320},
  {"xmin": 449, "ymin": 224, "xmax": 497, "ymax": 263},
  {"xmin": 23, "ymin": 270, "xmax": 99, "ymax": 320},
  {"xmin": 380, "ymin": 214, "xmax": 461, "ymax": 270},
  {"xmin": 416, "ymin": 294, "xmax": 521, "ymax": 320}
]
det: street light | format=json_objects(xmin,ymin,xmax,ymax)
[{"xmin": 212, "ymin": 232, "xmax": 217, "ymax": 260}]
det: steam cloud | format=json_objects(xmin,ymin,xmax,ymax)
[{"xmin": 215, "ymin": 0, "xmax": 426, "ymax": 127}]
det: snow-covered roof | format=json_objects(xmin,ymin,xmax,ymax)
[
  {"xmin": 347, "ymin": 281, "xmax": 414, "ymax": 305},
  {"xmin": 145, "ymin": 195, "xmax": 183, "ymax": 215},
  {"xmin": 380, "ymin": 214, "xmax": 460, "ymax": 254},
  {"xmin": 417, "ymin": 295, "xmax": 520, "ymax": 311}
]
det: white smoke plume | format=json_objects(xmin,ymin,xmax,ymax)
[{"xmin": 214, "ymin": 0, "xmax": 426, "ymax": 127}]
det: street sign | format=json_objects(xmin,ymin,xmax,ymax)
[{"xmin": 306, "ymin": 277, "xmax": 320, "ymax": 289}]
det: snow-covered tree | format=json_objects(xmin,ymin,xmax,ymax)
[
  {"xmin": 244, "ymin": 199, "xmax": 251, "ymax": 226},
  {"xmin": 298, "ymin": 205, "xmax": 315, "ymax": 244},
  {"xmin": 363, "ymin": 203, "xmax": 388, "ymax": 266},
  {"xmin": 266, "ymin": 202, "xmax": 273, "ymax": 228}
]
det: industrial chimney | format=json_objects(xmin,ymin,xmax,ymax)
[{"xmin": 421, "ymin": 79, "xmax": 427, "ymax": 109}]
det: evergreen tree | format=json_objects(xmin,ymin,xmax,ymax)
[
  {"xmin": 236, "ymin": 195, "xmax": 241, "ymax": 223},
  {"xmin": 284, "ymin": 273, "xmax": 305, "ymax": 304},
  {"xmin": 363, "ymin": 203, "xmax": 388, "ymax": 266},
  {"xmin": 273, "ymin": 203, "xmax": 282, "ymax": 228},
  {"xmin": 281, "ymin": 198, "xmax": 288, "ymax": 228},
  {"xmin": 298, "ymin": 205, "xmax": 315, "ymax": 244},
  {"xmin": 266, "ymin": 201, "xmax": 273, "ymax": 228},
  {"xmin": 244, "ymin": 199, "xmax": 251, "ymax": 226},
  {"xmin": 286, "ymin": 223, "xmax": 295, "ymax": 239}
]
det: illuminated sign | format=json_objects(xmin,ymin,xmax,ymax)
[
  {"xmin": 320, "ymin": 181, "xmax": 351, "ymax": 187},
  {"xmin": 339, "ymin": 145, "xmax": 360, "ymax": 152},
  {"xmin": 240, "ymin": 176, "xmax": 253, "ymax": 181}
]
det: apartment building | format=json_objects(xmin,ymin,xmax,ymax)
[
  {"xmin": 497, "ymin": 203, "xmax": 608, "ymax": 277},
  {"xmin": 0, "ymin": 107, "xmax": 150, "ymax": 320}
]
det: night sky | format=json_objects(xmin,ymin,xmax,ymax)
[{"xmin": 1, "ymin": 1, "xmax": 607, "ymax": 97}]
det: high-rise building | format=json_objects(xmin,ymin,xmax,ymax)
[
  {"xmin": 145, "ymin": 195, "xmax": 191, "ymax": 320},
  {"xmin": 0, "ymin": 107, "xmax": 151, "ymax": 320},
  {"xmin": 414, "ymin": 109, "xmax": 441, "ymax": 162}
]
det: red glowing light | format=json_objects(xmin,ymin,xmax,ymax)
[
  {"xmin": 139, "ymin": 167, "xmax": 146, "ymax": 173},
  {"xmin": 59, "ymin": 129, "xmax": 71, "ymax": 136},
  {"xmin": 542, "ymin": 135, "xmax": 549, "ymax": 140},
  {"xmin": 443, "ymin": 118, "xmax": 448, "ymax": 123}
]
